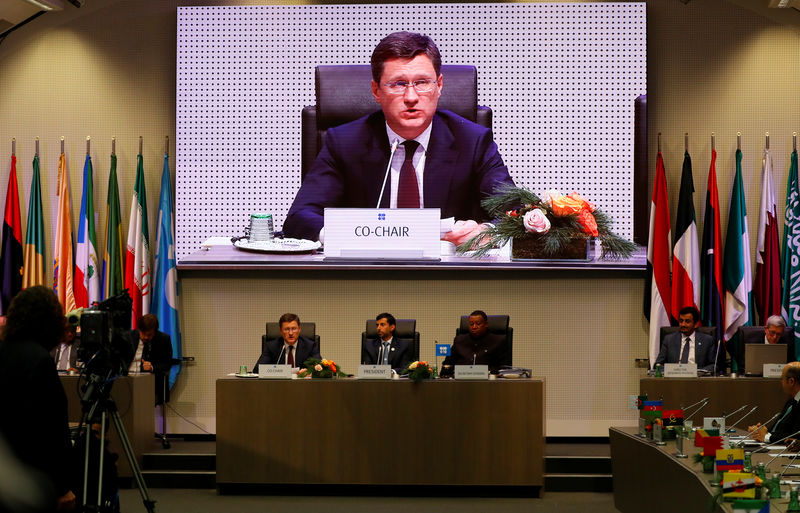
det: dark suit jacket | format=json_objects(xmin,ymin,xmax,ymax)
[
  {"xmin": 0, "ymin": 339, "xmax": 72, "ymax": 500},
  {"xmin": 442, "ymin": 332, "xmax": 508, "ymax": 374},
  {"xmin": 253, "ymin": 336, "xmax": 321, "ymax": 372},
  {"xmin": 122, "ymin": 329, "xmax": 173, "ymax": 404},
  {"xmin": 283, "ymin": 109, "xmax": 515, "ymax": 241},
  {"xmin": 361, "ymin": 337, "xmax": 413, "ymax": 371},
  {"xmin": 50, "ymin": 339, "xmax": 80, "ymax": 370},
  {"xmin": 769, "ymin": 397, "xmax": 800, "ymax": 443},
  {"xmin": 654, "ymin": 331, "xmax": 719, "ymax": 372}
]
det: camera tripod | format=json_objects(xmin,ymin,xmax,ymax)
[{"xmin": 78, "ymin": 371, "xmax": 156, "ymax": 513}]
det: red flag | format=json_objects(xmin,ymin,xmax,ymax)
[
  {"xmin": 1, "ymin": 155, "xmax": 23, "ymax": 313},
  {"xmin": 754, "ymin": 149, "xmax": 781, "ymax": 324},
  {"xmin": 671, "ymin": 152, "xmax": 700, "ymax": 315},
  {"xmin": 645, "ymin": 152, "xmax": 672, "ymax": 367}
]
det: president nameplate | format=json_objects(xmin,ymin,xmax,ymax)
[
  {"xmin": 323, "ymin": 208, "xmax": 441, "ymax": 260},
  {"xmin": 258, "ymin": 364, "xmax": 293, "ymax": 379},
  {"xmin": 358, "ymin": 364, "xmax": 392, "ymax": 380},
  {"xmin": 454, "ymin": 365, "xmax": 489, "ymax": 380}
]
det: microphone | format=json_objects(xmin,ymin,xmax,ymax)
[
  {"xmin": 723, "ymin": 404, "xmax": 749, "ymax": 420},
  {"xmin": 473, "ymin": 353, "xmax": 477, "ymax": 365},
  {"xmin": 277, "ymin": 344, "xmax": 285, "ymax": 366},
  {"xmin": 712, "ymin": 335, "xmax": 723, "ymax": 376},
  {"xmin": 376, "ymin": 139, "xmax": 400, "ymax": 208},
  {"xmin": 684, "ymin": 399, "xmax": 710, "ymax": 422},
  {"xmin": 735, "ymin": 411, "xmax": 782, "ymax": 447},
  {"xmin": 726, "ymin": 406, "xmax": 757, "ymax": 433}
]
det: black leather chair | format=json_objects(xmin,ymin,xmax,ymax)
[
  {"xmin": 301, "ymin": 64, "xmax": 493, "ymax": 179},
  {"xmin": 455, "ymin": 315, "xmax": 513, "ymax": 367},
  {"xmin": 736, "ymin": 325, "xmax": 796, "ymax": 371},
  {"xmin": 262, "ymin": 322, "xmax": 320, "ymax": 355},
  {"xmin": 361, "ymin": 319, "xmax": 420, "ymax": 363},
  {"xmin": 657, "ymin": 326, "xmax": 724, "ymax": 371}
]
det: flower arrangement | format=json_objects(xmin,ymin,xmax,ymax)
[
  {"xmin": 457, "ymin": 184, "xmax": 637, "ymax": 260},
  {"xmin": 299, "ymin": 358, "xmax": 347, "ymax": 379},
  {"xmin": 401, "ymin": 361, "xmax": 437, "ymax": 382}
]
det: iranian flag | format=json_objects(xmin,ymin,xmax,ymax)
[
  {"xmin": 754, "ymin": 148, "xmax": 781, "ymax": 324},
  {"xmin": 124, "ymin": 153, "xmax": 150, "ymax": 328},
  {"xmin": 671, "ymin": 151, "xmax": 700, "ymax": 314},
  {"xmin": 645, "ymin": 151, "xmax": 672, "ymax": 368},
  {"xmin": 75, "ymin": 153, "xmax": 100, "ymax": 307}
]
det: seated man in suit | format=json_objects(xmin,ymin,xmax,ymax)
[
  {"xmin": 654, "ymin": 306, "xmax": 717, "ymax": 373},
  {"xmin": 361, "ymin": 312, "xmax": 413, "ymax": 371},
  {"xmin": 282, "ymin": 31, "xmax": 515, "ymax": 245},
  {"xmin": 253, "ymin": 313, "xmax": 321, "ymax": 371},
  {"xmin": 51, "ymin": 309, "xmax": 81, "ymax": 372},
  {"xmin": 442, "ymin": 310, "xmax": 508, "ymax": 374},
  {"xmin": 764, "ymin": 315, "xmax": 787, "ymax": 344},
  {"xmin": 124, "ymin": 313, "xmax": 173, "ymax": 405},
  {"xmin": 748, "ymin": 361, "xmax": 800, "ymax": 444}
]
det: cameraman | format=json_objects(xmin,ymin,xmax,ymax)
[
  {"xmin": 123, "ymin": 314, "xmax": 172, "ymax": 405},
  {"xmin": 0, "ymin": 286, "xmax": 76, "ymax": 511}
]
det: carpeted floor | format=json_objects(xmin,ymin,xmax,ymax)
[{"xmin": 118, "ymin": 489, "xmax": 620, "ymax": 513}]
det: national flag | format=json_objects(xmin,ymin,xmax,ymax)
[
  {"xmin": 642, "ymin": 400, "xmax": 663, "ymax": 419},
  {"xmin": 662, "ymin": 409, "xmax": 684, "ymax": 427},
  {"xmin": 53, "ymin": 152, "xmax": 77, "ymax": 313},
  {"xmin": 74, "ymin": 153, "xmax": 100, "ymax": 307},
  {"xmin": 716, "ymin": 448, "xmax": 745, "ymax": 472},
  {"xmin": 125, "ymin": 153, "xmax": 150, "ymax": 328},
  {"xmin": 702, "ymin": 435, "xmax": 724, "ymax": 459},
  {"xmin": 671, "ymin": 151, "xmax": 700, "ymax": 315},
  {"xmin": 754, "ymin": 148, "xmax": 781, "ymax": 324},
  {"xmin": 782, "ymin": 149, "xmax": 800, "ymax": 361},
  {"xmin": 724, "ymin": 149, "xmax": 755, "ymax": 371},
  {"xmin": 151, "ymin": 153, "xmax": 181, "ymax": 388},
  {"xmin": 701, "ymin": 148, "xmax": 724, "ymax": 357},
  {"xmin": 636, "ymin": 394, "xmax": 647, "ymax": 410},
  {"xmin": 645, "ymin": 151, "xmax": 672, "ymax": 368},
  {"xmin": 102, "ymin": 153, "xmax": 124, "ymax": 299},
  {"xmin": 0, "ymin": 155, "xmax": 23, "ymax": 313},
  {"xmin": 22, "ymin": 154, "xmax": 45, "ymax": 288},
  {"xmin": 722, "ymin": 472, "xmax": 757, "ymax": 500},
  {"xmin": 695, "ymin": 428, "xmax": 721, "ymax": 447},
  {"xmin": 732, "ymin": 499, "xmax": 769, "ymax": 513}
]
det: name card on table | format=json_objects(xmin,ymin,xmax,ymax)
[
  {"xmin": 664, "ymin": 363, "xmax": 697, "ymax": 377},
  {"xmin": 455, "ymin": 365, "xmax": 489, "ymax": 380},
  {"xmin": 323, "ymin": 208, "xmax": 441, "ymax": 260},
  {"xmin": 704, "ymin": 417, "xmax": 726, "ymax": 433},
  {"xmin": 258, "ymin": 364, "xmax": 293, "ymax": 379},
  {"xmin": 358, "ymin": 365, "xmax": 392, "ymax": 379},
  {"xmin": 764, "ymin": 363, "xmax": 785, "ymax": 378}
]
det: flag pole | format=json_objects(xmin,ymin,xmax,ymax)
[
  {"xmin": 794, "ymin": 132, "xmax": 797, "ymax": 152},
  {"xmin": 685, "ymin": 132, "xmax": 688, "ymax": 153},
  {"xmin": 35, "ymin": 137, "xmax": 39, "ymax": 157},
  {"xmin": 737, "ymin": 132, "xmax": 741, "ymax": 151},
  {"xmin": 766, "ymin": 132, "xmax": 769, "ymax": 151},
  {"xmin": 60, "ymin": 136, "xmax": 64, "ymax": 155},
  {"xmin": 11, "ymin": 137, "xmax": 15, "ymax": 156},
  {"xmin": 86, "ymin": 136, "xmax": 90, "ymax": 155},
  {"xmin": 111, "ymin": 136, "xmax": 116, "ymax": 156},
  {"xmin": 658, "ymin": 132, "xmax": 661, "ymax": 153},
  {"xmin": 711, "ymin": 132, "xmax": 715, "ymax": 151},
  {"xmin": 139, "ymin": 136, "xmax": 143, "ymax": 155},
  {"xmin": 165, "ymin": 135, "xmax": 169, "ymax": 157}
]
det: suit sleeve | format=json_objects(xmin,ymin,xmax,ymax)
[
  {"xmin": 475, "ymin": 129, "xmax": 515, "ymax": 206},
  {"xmin": 698, "ymin": 333, "xmax": 720, "ymax": 372},
  {"xmin": 309, "ymin": 339, "xmax": 322, "ymax": 361},
  {"xmin": 151, "ymin": 333, "xmax": 173, "ymax": 375},
  {"xmin": 394, "ymin": 341, "xmax": 413, "ymax": 372},
  {"xmin": 654, "ymin": 335, "xmax": 670, "ymax": 367}
]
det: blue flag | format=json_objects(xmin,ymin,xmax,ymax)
[
  {"xmin": 435, "ymin": 344, "xmax": 451, "ymax": 357},
  {"xmin": 151, "ymin": 154, "xmax": 182, "ymax": 388}
]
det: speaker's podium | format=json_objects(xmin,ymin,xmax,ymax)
[{"xmin": 323, "ymin": 208, "xmax": 441, "ymax": 261}]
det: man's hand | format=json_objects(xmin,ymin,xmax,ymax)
[
  {"xmin": 57, "ymin": 490, "xmax": 75, "ymax": 511},
  {"xmin": 142, "ymin": 360, "xmax": 153, "ymax": 372},
  {"xmin": 747, "ymin": 423, "xmax": 768, "ymax": 442},
  {"xmin": 442, "ymin": 220, "xmax": 487, "ymax": 247}
]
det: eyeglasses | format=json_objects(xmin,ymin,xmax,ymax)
[{"xmin": 382, "ymin": 79, "xmax": 437, "ymax": 95}]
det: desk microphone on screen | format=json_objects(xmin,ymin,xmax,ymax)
[
  {"xmin": 376, "ymin": 139, "xmax": 400, "ymax": 208},
  {"xmin": 277, "ymin": 345, "xmax": 285, "ymax": 366}
]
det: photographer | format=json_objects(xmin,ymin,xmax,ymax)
[{"xmin": 0, "ymin": 286, "xmax": 76, "ymax": 511}]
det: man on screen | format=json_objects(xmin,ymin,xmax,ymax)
[
  {"xmin": 654, "ymin": 306, "xmax": 718, "ymax": 373},
  {"xmin": 253, "ymin": 313, "xmax": 321, "ymax": 372},
  {"xmin": 361, "ymin": 312, "xmax": 412, "ymax": 371},
  {"xmin": 441, "ymin": 310, "xmax": 508, "ymax": 374},
  {"xmin": 282, "ymin": 31, "xmax": 515, "ymax": 245}
]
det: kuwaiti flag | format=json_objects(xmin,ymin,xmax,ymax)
[
  {"xmin": 701, "ymin": 149, "xmax": 724, "ymax": 365},
  {"xmin": 671, "ymin": 151, "xmax": 701, "ymax": 315},
  {"xmin": 22, "ymin": 154, "xmax": 46, "ymax": 289},
  {"xmin": 754, "ymin": 148, "xmax": 781, "ymax": 324},
  {"xmin": 75, "ymin": 153, "xmax": 100, "ymax": 307},
  {"xmin": 645, "ymin": 151, "xmax": 672, "ymax": 368},
  {"xmin": 782, "ymin": 149, "xmax": 800, "ymax": 361},
  {"xmin": 0, "ymin": 155, "xmax": 23, "ymax": 314},
  {"xmin": 125, "ymin": 153, "xmax": 150, "ymax": 328},
  {"xmin": 151, "ymin": 153, "xmax": 181, "ymax": 388},
  {"xmin": 102, "ymin": 153, "xmax": 124, "ymax": 299},
  {"xmin": 53, "ymin": 152, "xmax": 77, "ymax": 313},
  {"xmin": 724, "ymin": 149, "xmax": 755, "ymax": 370}
]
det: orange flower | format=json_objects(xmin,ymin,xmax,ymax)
[
  {"xmin": 505, "ymin": 210, "xmax": 519, "ymax": 217},
  {"xmin": 331, "ymin": 364, "xmax": 337, "ymax": 373},
  {"xmin": 550, "ymin": 195, "xmax": 586, "ymax": 216},
  {"xmin": 577, "ymin": 210, "xmax": 598, "ymax": 237},
  {"xmin": 567, "ymin": 192, "xmax": 596, "ymax": 212}
]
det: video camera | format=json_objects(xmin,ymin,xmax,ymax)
[{"xmin": 78, "ymin": 290, "xmax": 133, "ymax": 377}]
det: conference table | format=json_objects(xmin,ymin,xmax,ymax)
[
  {"xmin": 610, "ymin": 426, "xmax": 797, "ymax": 513},
  {"xmin": 61, "ymin": 373, "xmax": 155, "ymax": 479},
  {"xmin": 216, "ymin": 377, "xmax": 545, "ymax": 494}
]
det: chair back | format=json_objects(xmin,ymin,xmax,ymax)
[
  {"xmin": 301, "ymin": 64, "xmax": 493, "ymax": 179},
  {"xmin": 455, "ymin": 315, "xmax": 513, "ymax": 367},
  {"xmin": 263, "ymin": 322, "xmax": 320, "ymax": 355},
  {"xmin": 361, "ymin": 319, "xmax": 420, "ymax": 362}
]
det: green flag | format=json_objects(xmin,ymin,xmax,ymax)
[
  {"xmin": 22, "ymin": 155, "xmax": 45, "ymax": 288},
  {"xmin": 102, "ymin": 154, "xmax": 124, "ymax": 299},
  {"xmin": 782, "ymin": 149, "xmax": 800, "ymax": 361}
]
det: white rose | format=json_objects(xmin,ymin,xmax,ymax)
[
  {"xmin": 314, "ymin": 364, "xmax": 323, "ymax": 372},
  {"xmin": 523, "ymin": 209, "xmax": 551, "ymax": 234},
  {"xmin": 541, "ymin": 189, "xmax": 563, "ymax": 207}
]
